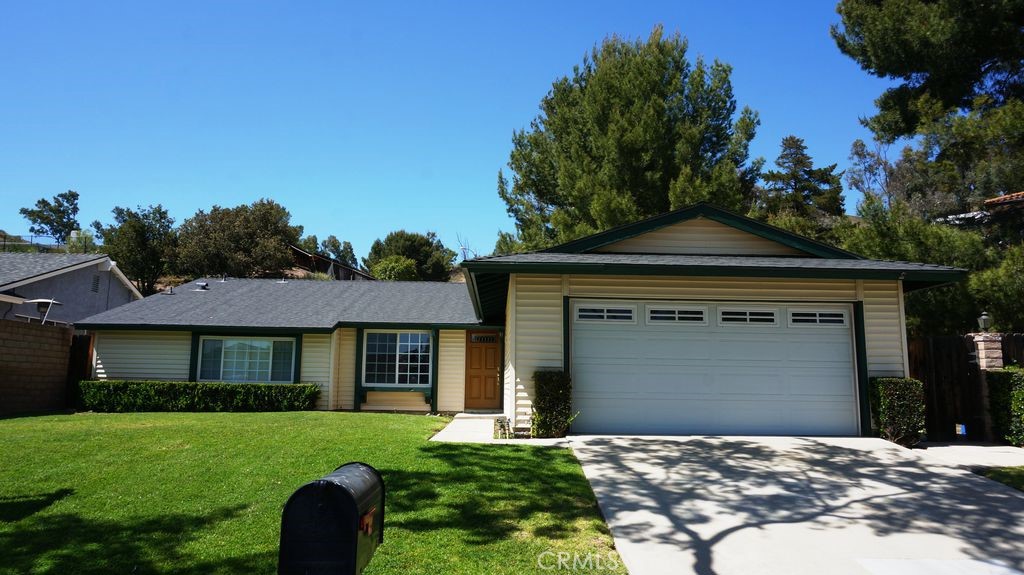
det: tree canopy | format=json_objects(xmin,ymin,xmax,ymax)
[
  {"xmin": 363, "ymin": 231, "xmax": 455, "ymax": 281},
  {"xmin": 370, "ymin": 255, "xmax": 419, "ymax": 281},
  {"xmin": 839, "ymin": 194, "xmax": 994, "ymax": 335},
  {"xmin": 176, "ymin": 199, "xmax": 303, "ymax": 278},
  {"xmin": 92, "ymin": 205, "xmax": 176, "ymax": 294},
  {"xmin": 496, "ymin": 26, "xmax": 761, "ymax": 253},
  {"xmin": 832, "ymin": 0, "xmax": 1024, "ymax": 141},
  {"xmin": 755, "ymin": 135, "xmax": 845, "ymax": 242},
  {"xmin": 19, "ymin": 190, "xmax": 81, "ymax": 244},
  {"xmin": 321, "ymin": 235, "xmax": 358, "ymax": 268}
]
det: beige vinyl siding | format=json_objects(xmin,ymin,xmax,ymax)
[
  {"xmin": 863, "ymin": 280, "xmax": 907, "ymax": 377},
  {"xmin": 301, "ymin": 334, "xmax": 331, "ymax": 410},
  {"xmin": 332, "ymin": 328, "xmax": 357, "ymax": 410},
  {"xmin": 567, "ymin": 275, "xmax": 858, "ymax": 301},
  {"xmin": 511, "ymin": 274, "xmax": 564, "ymax": 427},
  {"xmin": 437, "ymin": 329, "xmax": 466, "ymax": 412},
  {"xmin": 362, "ymin": 391, "xmax": 429, "ymax": 412},
  {"xmin": 93, "ymin": 330, "xmax": 191, "ymax": 380},
  {"xmin": 593, "ymin": 216, "xmax": 808, "ymax": 256},
  {"xmin": 503, "ymin": 277, "xmax": 517, "ymax": 421}
]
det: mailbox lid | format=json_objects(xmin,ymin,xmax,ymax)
[{"xmin": 323, "ymin": 462, "xmax": 384, "ymax": 514}]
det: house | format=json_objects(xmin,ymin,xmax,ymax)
[
  {"xmin": 0, "ymin": 253, "xmax": 142, "ymax": 325},
  {"xmin": 77, "ymin": 204, "xmax": 963, "ymax": 436},
  {"xmin": 288, "ymin": 244, "xmax": 374, "ymax": 281}
]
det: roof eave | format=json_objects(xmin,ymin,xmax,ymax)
[{"xmin": 462, "ymin": 260, "xmax": 966, "ymax": 283}]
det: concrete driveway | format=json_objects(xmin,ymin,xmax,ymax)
[{"xmin": 570, "ymin": 436, "xmax": 1024, "ymax": 575}]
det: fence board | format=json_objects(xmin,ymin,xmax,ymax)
[{"xmin": 908, "ymin": 335, "xmax": 983, "ymax": 441}]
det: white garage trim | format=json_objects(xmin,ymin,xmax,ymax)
[{"xmin": 569, "ymin": 298, "xmax": 861, "ymax": 436}]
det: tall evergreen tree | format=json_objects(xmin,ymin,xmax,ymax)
[
  {"xmin": 496, "ymin": 26, "xmax": 761, "ymax": 252},
  {"xmin": 759, "ymin": 136, "xmax": 844, "ymax": 218},
  {"xmin": 363, "ymin": 231, "xmax": 455, "ymax": 282}
]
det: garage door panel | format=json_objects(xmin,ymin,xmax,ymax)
[{"xmin": 571, "ymin": 300, "xmax": 858, "ymax": 436}]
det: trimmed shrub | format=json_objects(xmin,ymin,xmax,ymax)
[
  {"xmin": 531, "ymin": 370, "xmax": 575, "ymax": 438},
  {"xmin": 79, "ymin": 380, "xmax": 320, "ymax": 412},
  {"xmin": 870, "ymin": 377, "xmax": 926, "ymax": 447},
  {"xmin": 987, "ymin": 368, "xmax": 1024, "ymax": 446}
]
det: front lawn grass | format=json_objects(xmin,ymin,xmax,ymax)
[
  {"xmin": 982, "ymin": 465, "xmax": 1024, "ymax": 491},
  {"xmin": 0, "ymin": 412, "xmax": 621, "ymax": 574}
]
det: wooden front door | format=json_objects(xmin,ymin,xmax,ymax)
[{"xmin": 465, "ymin": 332, "xmax": 501, "ymax": 410}]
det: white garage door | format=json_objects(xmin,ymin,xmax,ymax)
[{"xmin": 570, "ymin": 300, "xmax": 859, "ymax": 435}]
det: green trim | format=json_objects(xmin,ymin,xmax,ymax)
[
  {"xmin": 463, "ymin": 260, "xmax": 965, "ymax": 284},
  {"xmin": 543, "ymin": 202, "xmax": 862, "ymax": 259},
  {"xmin": 562, "ymin": 296, "xmax": 570, "ymax": 374},
  {"xmin": 293, "ymin": 335, "xmax": 303, "ymax": 383},
  {"xmin": 853, "ymin": 302, "xmax": 872, "ymax": 436},
  {"xmin": 354, "ymin": 327, "xmax": 364, "ymax": 411},
  {"xmin": 464, "ymin": 267, "xmax": 484, "ymax": 321},
  {"xmin": 337, "ymin": 322, "xmax": 501, "ymax": 330},
  {"xmin": 188, "ymin": 333, "xmax": 200, "ymax": 382},
  {"xmin": 430, "ymin": 328, "xmax": 440, "ymax": 412}
]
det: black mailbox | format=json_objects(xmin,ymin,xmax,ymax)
[{"xmin": 279, "ymin": 462, "xmax": 385, "ymax": 575}]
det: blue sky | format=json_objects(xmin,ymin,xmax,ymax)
[{"xmin": 0, "ymin": 1, "xmax": 892, "ymax": 261}]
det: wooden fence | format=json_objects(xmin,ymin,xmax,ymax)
[
  {"xmin": 1003, "ymin": 333, "xmax": 1024, "ymax": 367},
  {"xmin": 907, "ymin": 335, "xmax": 983, "ymax": 441}
]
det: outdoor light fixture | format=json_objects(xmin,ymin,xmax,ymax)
[{"xmin": 978, "ymin": 311, "xmax": 992, "ymax": 332}]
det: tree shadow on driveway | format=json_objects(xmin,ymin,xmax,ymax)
[{"xmin": 573, "ymin": 436, "xmax": 1024, "ymax": 575}]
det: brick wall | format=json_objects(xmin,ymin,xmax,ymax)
[{"xmin": 0, "ymin": 319, "xmax": 73, "ymax": 415}]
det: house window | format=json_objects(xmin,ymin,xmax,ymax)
[
  {"xmin": 575, "ymin": 305, "xmax": 636, "ymax": 323},
  {"xmin": 364, "ymin": 331, "xmax": 431, "ymax": 386},
  {"xmin": 789, "ymin": 310, "xmax": 848, "ymax": 327},
  {"xmin": 197, "ymin": 336, "xmax": 295, "ymax": 383},
  {"xmin": 719, "ymin": 308, "xmax": 778, "ymax": 325}
]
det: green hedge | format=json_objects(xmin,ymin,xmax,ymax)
[
  {"xmin": 987, "ymin": 368, "xmax": 1024, "ymax": 446},
  {"xmin": 870, "ymin": 377, "xmax": 926, "ymax": 447},
  {"xmin": 79, "ymin": 380, "xmax": 320, "ymax": 412},
  {"xmin": 531, "ymin": 370, "xmax": 576, "ymax": 438}
]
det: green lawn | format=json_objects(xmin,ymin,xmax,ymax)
[
  {"xmin": 982, "ymin": 465, "xmax": 1024, "ymax": 491},
  {"xmin": 0, "ymin": 412, "xmax": 622, "ymax": 574}
]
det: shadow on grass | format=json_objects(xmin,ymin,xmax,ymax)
[
  {"xmin": 576, "ymin": 437, "xmax": 1024, "ymax": 575},
  {"xmin": 379, "ymin": 442, "xmax": 605, "ymax": 545},
  {"xmin": 0, "ymin": 504, "xmax": 276, "ymax": 574},
  {"xmin": 0, "ymin": 488, "xmax": 74, "ymax": 522}
]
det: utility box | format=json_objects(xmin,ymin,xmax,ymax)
[{"xmin": 278, "ymin": 462, "xmax": 385, "ymax": 575}]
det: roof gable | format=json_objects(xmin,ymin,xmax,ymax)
[
  {"xmin": 546, "ymin": 203, "xmax": 861, "ymax": 259},
  {"xmin": 592, "ymin": 216, "xmax": 808, "ymax": 256}
]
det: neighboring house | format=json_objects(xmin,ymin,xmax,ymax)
[
  {"xmin": 289, "ymin": 244, "xmax": 374, "ymax": 281},
  {"xmin": 0, "ymin": 253, "xmax": 142, "ymax": 325},
  {"xmin": 77, "ymin": 203, "xmax": 963, "ymax": 436}
]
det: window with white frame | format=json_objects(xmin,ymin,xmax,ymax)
[
  {"xmin": 198, "ymin": 336, "xmax": 295, "ymax": 383},
  {"xmin": 789, "ymin": 310, "xmax": 848, "ymax": 326},
  {"xmin": 646, "ymin": 305, "xmax": 708, "ymax": 325},
  {"xmin": 575, "ymin": 305, "xmax": 636, "ymax": 322},
  {"xmin": 364, "ymin": 331, "xmax": 431, "ymax": 386},
  {"xmin": 718, "ymin": 308, "xmax": 778, "ymax": 325}
]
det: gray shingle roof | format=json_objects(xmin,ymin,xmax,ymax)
[
  {"xmin": 465, "ymin": 252, "xmax": 964, "ymax": 273},
  {"xmin": 0, "ymin": 253, "xmax": 109, "ymax": 288},
  {"xmin": 76, "ymin": 278, "xmax": 480, "ymax": 330}
]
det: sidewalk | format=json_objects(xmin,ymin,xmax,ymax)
[
  {"xmin": 430, "ymin": 413, "xmax": 570, "ymax": 446},
  {"xmin": 916, "ymin": 442, "xmax": 1024, "ymax": 469}
]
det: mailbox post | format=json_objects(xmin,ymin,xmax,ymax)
[{"xmin": 279, "ymin": 462, "xmax": 385, "ymax": 575}]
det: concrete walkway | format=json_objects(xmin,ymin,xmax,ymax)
[
  {"xmin": 916, "ymin": 442, "xmax": 1024, "ymax": 470},
  {"xmin": 429, "ymin": 413, "xmax": 569, "ymax": 446},
  {"xmin": 571, "ymin": 435, "xmax": 1024, "ymax": 575}
]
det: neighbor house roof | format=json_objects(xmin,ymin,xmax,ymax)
[
  {"xmin": 0, "ymin": 252, "xmax": 142, "ymax": 300},
  {"xmin": 76, "ymin": 278, "xmax": 481, "ymax": 332},
  {"xmin": 984, "ymin": 191, "xmax": 1024, "ymax": 208},
  {"xmin": 0, "ymin": 253, "xmax": 109, "ymax": 288}
]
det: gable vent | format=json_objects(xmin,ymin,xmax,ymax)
[{"xmin": 90, "ymin": 274, "xmax": 100, "ymax": 293}]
